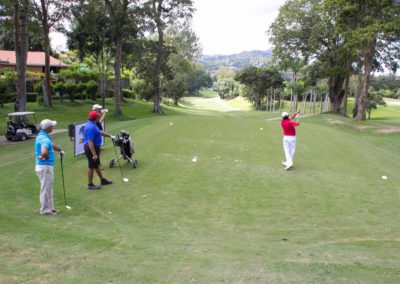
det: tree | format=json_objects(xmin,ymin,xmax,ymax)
[
  {"xmin": 142, "ymin": 0, "xmax": 194, "ymax": 113},
  {"xmin": 31, "ymin": 0, "xmax": 70, "ymax": 107},
  {"xmin": 333, "ymin": 0, "xmax": 400, "ymax": 120},
  {"xmin": 269, "ymin": 0, "xmax": 355, "ymax": 113},
  {"xmin": 186, "ymin": 64, "xmax": 212, "ymax": 96},
  {"xmin": 235, "ymin": 67, "xmax": 283, "ymax": 110},
  {"xmin": 68, "ymin": 0, "xmax": 113, "ymax": 107},
  {"xmin": 366, "ymin": 91, "xmax": 386, "ymax": 119}
]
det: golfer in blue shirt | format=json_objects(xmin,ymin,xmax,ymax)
[
  {"xmin": 84, "ymin": 111, "xmax": 115, "ymax": 190},
  {"xmin": 35, "ymin": 119, "xmax": 64, "ymax": 215}
]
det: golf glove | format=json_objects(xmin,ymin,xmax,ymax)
[
  {"xmin": 60, "ymin": 150, "xmax": 65, "ymax": 158},
  {"xmin": 101, "ymin": 109, "xmax": 108, "ymax": 113}
]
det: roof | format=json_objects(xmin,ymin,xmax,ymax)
[{"xmin": 0, "ymin": 50, "xmax": 68, "ymax": 67}]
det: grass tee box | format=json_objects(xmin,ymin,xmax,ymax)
[{"xmin": 0, "ymin": 98, "xmax": 399, "ymax": 282}]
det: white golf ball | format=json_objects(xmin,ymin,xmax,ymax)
[
  {"xmin": 123, "ymin": 178, "xmax": 129, "ymax": 182},
  {"xmin": 65, "ymin": 205, "xmax": 71, "ymax": 210},
  {"xmin": 170, "ymin": 122, "xmax": 173, "ymax": 126},
  {"xmin": 381, "ymin": 176, "xmax": 388, "ymax": 180},
  {"xmin": 260, "ymin": 128, "xmax": 263, "ymax": 131}
]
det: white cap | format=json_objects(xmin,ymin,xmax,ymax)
[
  {"xmin": 92, "ymin": 104, "xmax": 103, "ymax": 110},
  {"xmin": 281, "ymin": 112, "xmax": 289, "ymax": 118},
  {"xmin": 40, "ymin": 119, "xmax": 57, "ymax": 130}
]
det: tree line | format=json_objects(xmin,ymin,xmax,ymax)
[
  {"xmin": 268, "ymin": 0, "xmax": 400, "ymax": 120},
  {"xmin": 0, "ymin": 0, "xmax": 212, "ymax": 115}
]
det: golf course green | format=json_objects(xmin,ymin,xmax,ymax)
[{"xmin": 0, "ymin": 95, "xmax": 399, "ymax": 283}]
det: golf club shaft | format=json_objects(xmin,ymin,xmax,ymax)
[
  {"xmin": 112, "ymin": 140, "xmax": 126, "ymax": 180},
  {"xmin": 60, "ymin": 156, "xmax": 67, "ymax": 207}
]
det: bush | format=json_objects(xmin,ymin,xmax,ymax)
[
  {"xmin": 86, "ymin": 80, "xmax": 98, "ymax": 100},
  {"xmin": 53, "ymin": 82, "xmax": 65, "ymax": 101},
  {"xmin": 122, "ymin": 88, "xmax": 135, "ymax": 99},
  {"xmin": 37, "ymin": 95, "xmax": 44, "ymax": 105},
  {"xmin": 34, "ymin": 81, "xmax": 43, "ymax": 95},
  {"xmin": 106, "ymin": 89, "xmax": 114, "ymax": 98},
  {"xmin": 76, "ymin": 82, "xmax": 87, "ymax": 100},
  {"xmin": 27, "ymin": 92, "xmax": 37, "ymax": 102},
  {"xmin": 64, "ymin": 82, "xmax": 76, "ymax": 102}
]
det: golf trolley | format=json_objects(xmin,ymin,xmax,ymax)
[
  {"xmin": 5, "ymin": 112, "xmax": 39, "ymax": 141},
  {"xmin": 109, "ymin": 130, "xmax": 138, "ymax": 169}
]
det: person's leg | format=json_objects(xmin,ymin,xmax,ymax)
[
  {"xmin": 47, "ymin": 166, "xmax": 55, "ymax": 211},
  {"xmin": 88, "ymin": 168, "xmax": 94, "ymax": 184},
  {"xmin": 95, "ymin": 167, "xmax": 104, "ymax": 180},
  {"xmin": 289, "ymin": 139, "xmax": 297, "ymax": 165},
  {"xmin": 283, "ymin": 138, "xmax": 292, "ymax": 166},
  {"xmin": 93, "ymin": 147, "xmax": 112, "ymax": 185},
  {"xmin": 36, "ymin": 166, "xmax": 53, "ymax": 214}
]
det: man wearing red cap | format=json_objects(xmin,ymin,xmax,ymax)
[{"xmin": 84, "ymin": 111, "xmax": 115, "ymax": 190}]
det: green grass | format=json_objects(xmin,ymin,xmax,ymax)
[{"xmin": 0, "ymin": 98, "xmax": 400, "ymax": 283}]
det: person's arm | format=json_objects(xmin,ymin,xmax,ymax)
[
  {"xmin": 52, "ymin": 143, "xmax": 62, "ymax": 152},
  {"xmin": 52, "ymin": 143, "xmax": 65, "ymax": 157},
  {"xmin": 289, "ymin": 111, "xmax": 300, "ymax": 120},
  {"xmin": 39, "ymin": 145, "xmax": 49, "ymax": 160},
  {"xmin": 88, "ymin": 140, "xmax": 98, "ymax": 161},
  {"xmin": 101, "ymin": 130, "xmax": 116, "ymax": 140},
  {"xmin": 98, "ymin": 111, "xmax": 106, "ymax": 124}
]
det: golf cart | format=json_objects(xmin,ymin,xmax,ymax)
[{"xmin": 5, "ymin": 111, "xmax": 39, "ymax": 141}]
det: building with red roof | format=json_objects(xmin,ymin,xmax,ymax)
[{"xmin": 0, "ymin": 50, "xmax": 68, "ymax": 73}]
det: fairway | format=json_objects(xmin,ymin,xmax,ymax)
[{"xmin": 0, "ymin": 100, "xmax": 399, "ymax": 283}]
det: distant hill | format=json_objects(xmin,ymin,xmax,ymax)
[{"xmin": 200, "ymin": 50, "xmax": 272, "ymax": 73}]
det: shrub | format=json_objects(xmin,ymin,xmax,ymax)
[
  {"xmin": 86, "ymin": 80, "xmax": 98, "ymax": 100},
  {"xmin": 76, "ymin": 82, "xmax": 87, "ymax": 100},
  {"xmin": 27, "ymin": 92, "xmax": 37, "ymax": 102},
  {"xmin": 64, "ymin": 82, "xmax": 76, "ymax": 102},
  {"xmin": 34, "ymin": 81, "xmax": 43, "ymax": 95},
  {"xmin": 37, "ymin": 95, "xmax": 44, "ymax": 105},
  {"xmin": 122, "ymin": 88, "xmax": 135, "ymax": 99},
  {"xmin": 53, "ymin": 82, "xmax": 65, "ymax": 101},
  {"xmin": 106, "ymin": 89, "xmax": 114, "ymax": 98}
]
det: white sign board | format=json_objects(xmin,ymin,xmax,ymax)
[{"xmin": 74, "ymin": 121, "xmax": 105, "ymax": 156}]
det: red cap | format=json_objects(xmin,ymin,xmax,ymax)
[{"xmin": 89, "ymin": 111, "xmax": 100, "ymax": 121}]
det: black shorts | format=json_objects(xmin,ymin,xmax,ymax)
[{"xmin": 84, "ymin": 145, "xmax": 101, "ymax": 169}]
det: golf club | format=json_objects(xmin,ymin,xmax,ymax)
[
  {"xmin": 112, "ymin": 138, "xmax": 129, "ymax": 182},
  {"xmin": 60, "ymin": 154, "xmax": 71, "ymax": 209}
]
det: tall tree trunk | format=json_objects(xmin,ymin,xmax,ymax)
[
  {"xmin": 153, "ymin": 26, "xmax": 163, "ymax": 113},
  {"xmin": 14, "ymin": 0, "xmax": 29, "ymax": 112},
  {"xmin": 40, "ymin": 0, "xmax": 52, "ymax": 107},
  {"xmin": 114, "ymin": 36, "xmax": 123, "ymax": 115},
  {"xmin": 328, "ymin": 74, "xmax": 345, "ymax": 112},
  {"xmin": 152, "ymin": 0, "xmax": 164, "ymax": 113},
  {"xmin": 356, "ymin": 39, "xmax": 376, "ymax": 121},
  {"xmin": 342, "ymin": 74, "xmax": 350, "ymax": 117}
]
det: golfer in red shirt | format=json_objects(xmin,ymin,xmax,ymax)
[{"xmin": 281, "ymin": 111, "xmax": 300, "ymax": 170}]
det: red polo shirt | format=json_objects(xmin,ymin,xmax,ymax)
[{"xmin": 281, "ymin": 119, "xmax": 299, "ymax": 136}]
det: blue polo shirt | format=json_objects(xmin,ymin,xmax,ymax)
[
  {"xmin": 35, "ymin": 130, "xmax": 55, "ymax": 166},
  {"xmin": 83, "ymin": 120, "xmax": 102, "ymax": 146}
]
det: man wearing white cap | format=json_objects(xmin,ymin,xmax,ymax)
[
  {"xmin": 281, "ymin": 111, "xmax": 300, "ymax": 170},
  {"xmin": 92, "ymin": 104, "xmax": 108, "ymax": 131},
  {"xmin": 35, "ymin": 119, "xmax": 64, "ymax": 215}
]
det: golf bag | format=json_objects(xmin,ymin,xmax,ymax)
[{"xmin": 109, "ymin": 130, "xmax": 138, "ymax": 168}]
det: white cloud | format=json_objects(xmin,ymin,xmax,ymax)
[{"xmin": 192, "ymin": 0, "xmax": 286, "ymax": 55}]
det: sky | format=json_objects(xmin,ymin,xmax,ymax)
[
  {"xmin": 51, "ymin": 0, "xmax": 287, "ymax": 56},
  {"xmin": 192, "ymin": 0, "xmax": 287, "ymax": 55}
]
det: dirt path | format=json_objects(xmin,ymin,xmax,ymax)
[{"xmin": 0, "ymin": 129, "xmax": 67, "ymax": 146}]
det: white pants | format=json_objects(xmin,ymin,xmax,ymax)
[
  {"xmin": 283, "ymin": 136, "xmax": 297, "ymax": 167},
  {"xmin": 35, "ymin": 165, "xmax": 54, "ymax": 214}
]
